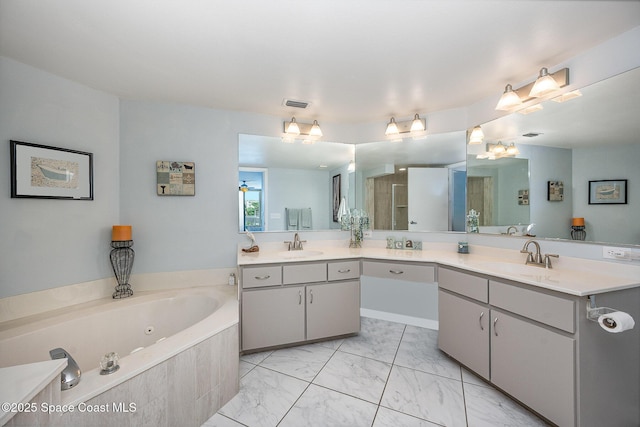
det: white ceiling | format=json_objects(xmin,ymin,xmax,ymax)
[{"xmin": 1, "ymin": 0, "xmax": 639, "ymax": 124}]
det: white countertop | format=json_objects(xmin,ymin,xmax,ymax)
[
  {"xmin": 237, "ymin": 241, "xmax": 640, "ymax": 297},
  {"xmin": 0, "ymin": 359, "xmax": 66, "ymax": 425}
]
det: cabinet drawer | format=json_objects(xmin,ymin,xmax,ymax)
[
  {"xmin": 328, "ymin": 260, "xmax": 361, "ymax": 281},
  {"xmin": 363, "ymin": 260, "xmax": 435, "ymax": 283},
  {"xmin": 242, "ymin": 265, "xmax": 282, "ymax": 289},
  {"xmin": 438, "ymin": 267, "xmax": 488, "ymax": 303},
  {"xmin": 283, "ymin": 262, "xmax": 327, "ymax": 284},
  {"xmin": 490, "ymin": 280, "xmax": 575, "ymax": 333}
]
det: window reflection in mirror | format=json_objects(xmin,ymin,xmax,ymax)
[
  {"xmin": 472, "ymin": 66, "xmax": 640, "ymax": 246},
  {"xmin": 238, "ymin": 134, "xmax": 355, "ymax": 232}
]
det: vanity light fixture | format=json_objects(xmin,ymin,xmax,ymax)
[
  {"xmin": 494, "ymin": 67, "xmax": 569, "ymax": 111},
  {"xmin": 410, "ymin": 114, "xmax": 426, "ymax": 132},
  {"xmin": 492, "ymin": 142, "xmax": 506, "ymax": 155},
  {"xmin": 285, "ymin": 117, "xmax": 300, "ymax": 135},
  {"xmin": 385, "ymin": 117, "xmax": 399, "ymax": 136},
  {"xmin": 385, "ymin": 114, "xmax": 427, "ymax": 139},
  {"xmin": 529, "ymin": 67, "xmax": 561, "ymax": 98},
  {"xmin": 482, "ymin": 142, "xmax": 520, "ymax": 159},
  {"xmin": 283, "ymin": 117, "xmax": 323, "ymax": 140},
  {"xmin": 506, "ymin": 142, "xmax": 520, "ymax": 155},
  {"xmin": 468, "ymin": 125, "xmax": 484, "ymax": 145},
  {"xmin": 495, "ymin": 84, "xmax": 523, "ymax": 111},
  {"xmin": 310, "ymin": 120, "xmax": 323, "ymax": 137}
]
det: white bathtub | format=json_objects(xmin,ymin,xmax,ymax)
[{"xmin": 0, "ymin": 285, "xmax": 239, "ymax": 426}]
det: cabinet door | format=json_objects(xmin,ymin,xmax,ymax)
[
  {"xmin": 491, "ymin": 310, "xmax": 575, "ymax": 427},
  {"xmin": 307, "ymin": 281, "xmax": 360, "ymax": 341},
  {"xmin": 438, "ymin": 290, "xmax": 490, "ymax": 379},
  {"xmin": 242, "ymin": 287, "xmax": 305, "ymax": 351}
]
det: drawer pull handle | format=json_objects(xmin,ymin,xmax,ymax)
[
  {"xmin": 298, "ymin": 290, "xmax": 302, "ymax": 305},
  {"xmin": 493, "ymin": 317, "xmax": 499, "ymax": 336},
  {"xmin": 389, "ymin": 269, "xmax": 404, "ymax": 275},
  {"xmin": 338, "ymin": 269, "xmax": 351, "ymax": 273},
  {"xmin": 309, "ymin": 289, "xmax": 313, "ymax": 304},
  {"xmin": 255, "ymin": 275, "xmax": 271, "ymax": 280},
  {"xmin": 479, "ymin": 312, "xmax": 484, "ymax": 330}
]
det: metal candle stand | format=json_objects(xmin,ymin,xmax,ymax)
[
  {"xmin": 110, "ymin": 240, "xmax": 134, "ymax": 299},
  {"xmin": 570, "ymin": 226, "xmax": 586, "ymax": 241}
]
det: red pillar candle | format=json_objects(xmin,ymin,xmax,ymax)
[{"xmin": 112, "ymin": 225, "xmax": 132, "ymax": 241}]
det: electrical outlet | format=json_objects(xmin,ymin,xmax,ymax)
[
  {"xmin": 602, "ymin": 246, "xmax": 640, "ymax": 261},
  {"xmin": 363, "ymin": 230, "xmax": 373, "ymax": 238}
]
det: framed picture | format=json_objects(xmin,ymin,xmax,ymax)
[
  {"xmin": 10, "ymin": 140, "xmax": 93, "ymax": 200},
  {"xmin": 156, "ymin": 161, "xmax": 195, "ymax": 196},
  {"xmin": 589, "ymin": 179, "xmax": 627, "ymax": 205},
  {"xmin": 332, "ymin": 174, "xmax": 341, "ymax": 222},
  {"xmin": 547, "ymin": 181, "xmax": 564, "ymax": 201}
]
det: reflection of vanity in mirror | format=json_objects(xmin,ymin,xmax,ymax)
[
  {"xmin": 469, "ymin": 66, "xmax": 640, "ymax": 246},
  {"xmin": 238, "ymin": 67, "xmax": 639, "ymax": 248}
]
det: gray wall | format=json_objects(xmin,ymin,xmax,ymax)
[
  {"xmin": 573, "ymin": 144, "xmax": 639, "ymax": 244},
  {"xmin": 0, "ymin": 57, "xmax": 120, "ymax": 298},
  {"xmin": 267, "ymin": 168, "xmax": 331, "ymax": 231},
  {"xmin": 524, "ymin": 145, "xmax": 574, "ymax": 240},
  {"xmin": 118, "ymin": 100, "xmax": 275, "ymax": 274}
]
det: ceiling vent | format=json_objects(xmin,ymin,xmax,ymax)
[
  {"xmin": 522, "ymin": 132, "xmax": 542, "ymax": 138},
  {"xmin": 283, "ymin": 99, "xmax": 310, "ymax": 109}
]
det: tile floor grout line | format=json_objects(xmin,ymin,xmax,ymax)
[
  {"xmin": 367, "ymin": 324, "xmax": 408, "ymax": 426},
  {"xmin": 460, "ymin": 366, "xmax": 471, "ymax": 427}
]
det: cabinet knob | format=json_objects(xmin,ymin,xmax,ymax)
[
  {"xmin": 493, "ymin": 317, "xmax": 499, "ymax": 336},
  {"xmin": 255, "ymin": 275, "xmax": 271, "ymax": 280},
  {"xmin": 298, "ymin": 290, "xmax": 302, "ymax": 305},
  {"xmin": 389, "ymin": 269, "xmax": 404, "ymax": 275},
  {"xmin": 309, "ymin": 289, "xmax": 314, "ymax": 304},
  {"xmin": 338, "ymin": 269, "xmax": 351, "ymax": 273},
  {"xmin": 479, "ymin": 312, "xmax": 485, "ymax": 330}
]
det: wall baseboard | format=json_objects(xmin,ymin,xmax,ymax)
[{"xmin": 360, "ymin": 308, "xmax": 439, "ymax": 330}]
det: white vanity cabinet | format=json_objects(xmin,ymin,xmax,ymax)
[
  {"xmin": 438, "ymin": 267, "xmax": 576, "ymax": 426},
  {"xmin": 240, "ymin": 260, "xmax": 361, "ymax": 352}
]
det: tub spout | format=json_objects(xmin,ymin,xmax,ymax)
[{"xmin": 49, "ymin": 348, "xmax": 81, "ymax": 390}]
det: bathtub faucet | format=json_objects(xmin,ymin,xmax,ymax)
[{"xmin": 49, "ymin": 348, "xmax": 81, "ymax": 390}]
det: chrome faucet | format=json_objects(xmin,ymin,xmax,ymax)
[
  {"xmin": 506, "ymin": 226, "xmax": 518, "ymax": 235},
  {"xmin": 50, "ymin": 348, "xmax": 81, "ymax": 390},
  {"xmin": 284, "ymin": 232, "xmax": 306, "ymax": 251},
  {"xmin": 520, "ymin": 239, "xmax": 559, "ymax": 268}
]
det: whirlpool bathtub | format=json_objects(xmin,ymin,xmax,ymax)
[{"xmin": 0, "ymin": 285, "xmax": 239, "ymax": 426}]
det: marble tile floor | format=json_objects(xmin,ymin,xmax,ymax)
[{"xmin": 203, "ymin": 317, "xmax": 550, "ymax": 427}]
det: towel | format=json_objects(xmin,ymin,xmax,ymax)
[
  {"xmin": 286, "ymin": 208, "xmax": 299, "ymax": 230},
  {"xmin": 300, "ymin": 208, "xmax": 312, "ymax": 229}
]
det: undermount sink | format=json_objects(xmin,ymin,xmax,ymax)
[
  {"xmin": 276, "ymin": 250, "xmax": 324, "ymax": 259},
  {"xmin": 474, "ymin": 261, "xmax": 551, "ymax": 276}
]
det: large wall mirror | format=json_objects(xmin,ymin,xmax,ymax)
[
  {"xmin": 469, "ymin": 66, "xmax": 640, "ymax": 246},
  {"xmin": 238, "ymin": 134, "xmax": 355, "ymax": 232},
  {"xmin": 354, "ymin": 131, "xmax": 467, "ymax": 232}
]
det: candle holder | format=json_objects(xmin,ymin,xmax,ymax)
[
  {"xmin": 110, "ymin": 240, "xmax": 134, "ymax": 298},
  {"xmin": 571, "ymin": 226, "xmax": 586, "ymax": 241},
  {"xmin": 340, "ymin": 209, "xmax": 370, "ymax": 248},
  {"xmin": 571, "ymin": 218, "xmax": 586, "ymax": 241}
]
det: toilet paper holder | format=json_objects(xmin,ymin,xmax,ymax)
[{"xmin": 586, "ymin": 295, "xmax": 617, "ymax": 323}]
